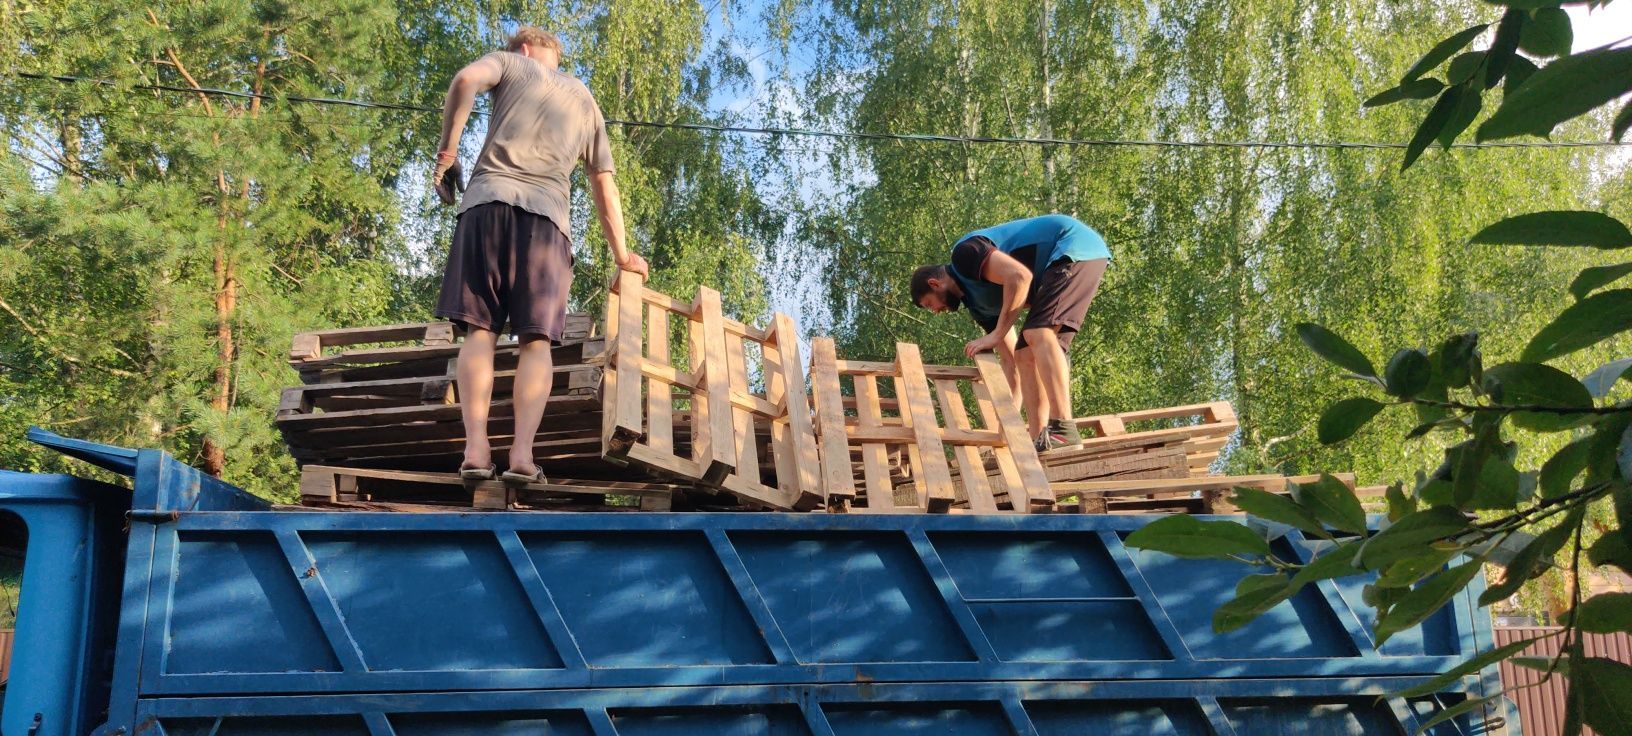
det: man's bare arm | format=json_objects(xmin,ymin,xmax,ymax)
[
  {"xmin": 436, "ymin": 57, "xmax": 503, "ymax": 157},
  {"xmin": 589, "ymin": 170, "xmax": 647, "ymax": 277},
  {"xmin": 980, "ymin": 250, "xmax": 1033, "ymax": 342}
]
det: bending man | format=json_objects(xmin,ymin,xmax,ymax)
[
  {"xmin": 910, "ymin": 214, "xmax": 1110, "ymax": 452},
  {"xmin": 432, "ymin": 27, "xmax": 648, "ymax": 485}
]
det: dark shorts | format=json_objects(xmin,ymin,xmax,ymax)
[
  {"xmin": 435, "ymin": 202, "xmax": 574, "ymax": 342},
  {"xmin": 1016, "ymin": 257, "xmax": 1107, "ymax": 350}
]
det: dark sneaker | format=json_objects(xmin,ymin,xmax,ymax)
[
  {"xmin": 1048, "ymin": 419, "xmax": 1083, "ymax": 446},
  {"xmin": 1035, "ymin": 429, "xmax": 1071, "ymax": 454}
]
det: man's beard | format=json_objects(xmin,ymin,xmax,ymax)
[{"xmin": 944, "ymin": 292, "xmax": 962, "ymax": 312}]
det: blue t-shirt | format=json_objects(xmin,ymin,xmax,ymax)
[{"xmin": 947, "ymin": 214, "xmax": 1110, "ymax": 327}]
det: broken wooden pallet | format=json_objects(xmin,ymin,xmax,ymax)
[
  {"xmin": 1052, "ymin": 472, "xmax": 1358, "ymax": 514},
  {"xmin": 1072, "ymin": 401, "xmax": 1238, "ymax": 476},
  {"xmin": 277, "ymin": 364, "xmax": 601, "ymax": 415},
  {"xmin": 809, "ymin": 338, "xmax": 1052, "ymax": 514},
  {"xmin": 288, "ymin": 316, "xmax": 599, "ymax": 384},
  {"xmin": 600, "ymin": 271, "xmax": 822, "ymax": 511},
  {"xmin": 300, "ymin": 464, "xmax": 677, "ymax": 511}
]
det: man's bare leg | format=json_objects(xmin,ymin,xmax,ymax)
[
  {"xmin": 457, "ymin": 328, "xmax": 499, "ymax": 471},
  {"xmin": 506, "ymin": 335, "xmax": 555, "ymax": 476},
  {"xmin": 1015, "ymin": 346, "xmax": 1048, "ymax": 437},
  {"xmin": 1023, "ymin": 326, "xmax": 1072, "ymax": 427}
]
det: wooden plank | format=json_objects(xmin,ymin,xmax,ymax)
[
  {"xmin": 607, "ymin": 269, "xmax": 647, "ymax": 457},
  {"xmin": 645, "ymin": 303, "xmax": 674, "ymax": 455},
  {"xmin": 971, "ymin": 378, "xmax": 1028, "ymax": 512},
  {"xmin": 894, "ymin": 343, "xmax": 955, "ymax": 512},
  {"xmin": 809, "ymin": 337, "xmax": 857, "ymax": 506},
  {"xmin": 1052, "ymin": 473, "xmax": 1357, "ymax": 500},
  {"xmin": 836, "ymin": 360, "xmax": 982, "ymax": 380},
  {"xmin": 772, "ymin": 313, "xmax": 823, "ymax": 510},
  {"xmin": 935, "ymin": 379, "xmax": 999, "ymax": 513},
  {"xmin": 853, "ymin": 374, "xmax": 897, "ymax": 512},
  {"xmin": 694, "ymin": 287, "xmax": 736, "ymax": 486},
  {"xmin": 724, "ymin": 331, "xmax": 762, "ymax": 489},
  {"xmin": 973, "ymin": 352, "xmax": 1053, "ymax": 512}
]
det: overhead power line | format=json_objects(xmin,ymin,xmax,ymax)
[{"xmin": 14, "ymin": 71, "xmax": 1632, "ymax": 152}]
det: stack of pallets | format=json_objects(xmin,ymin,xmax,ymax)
[{"xmin": 276, "ymin": 273, "xmax": 1359, "ymax": 513}]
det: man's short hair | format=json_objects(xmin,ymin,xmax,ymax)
[
  {"xmin": 507, "ymin": 27, "xmax": 562, "ymax": 54},
  {"xmin": 909, "ymin": 264, "xmax": 947, "ymax": 306}
]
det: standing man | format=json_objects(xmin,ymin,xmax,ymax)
[
  {"xmin": 432, "ymin": 27, "xmax": 648, "ymax": 485},
  {"xmin": 909, "ymin": 214, "xmax": 1109, "ymax": 452}
]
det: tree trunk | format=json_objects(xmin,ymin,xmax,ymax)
[{"xmin": 1039, "ymin": 0, "xmax": 1056, "ymax": 211}]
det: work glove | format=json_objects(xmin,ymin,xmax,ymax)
[{"xmin": 433, "ymin": 154, "xmax": 464, "ymax": 205}]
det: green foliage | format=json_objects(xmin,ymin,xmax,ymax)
[{"xmin": 1125, "ymin": 1, "xmax": 1632, "ymax": 710}]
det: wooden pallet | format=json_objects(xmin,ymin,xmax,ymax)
[
  {"xmin": 288, "ymin": 316, "xmax": 599, "ymax": 384},
  {"xmin": 1072, "ymin": 401, "xmax": 1238, "ymax": 477},
  {"xmin": 1052, "ymin": 472, "xmax": 1357, "ymax": 514},
  {"xmin": 601, "ymin": 271, "xmax": 822, "ymax": 511},
  {"xmin": 300, "ymin": 464, "xmax": 677, "ymax": 511},
  {"xmin": 809, "ymin": 338, "xmax": 1053, "ymax": 514}
]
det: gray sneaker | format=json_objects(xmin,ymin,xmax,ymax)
[
  {"xmin": 1048, "ymin": 419, "xmax": 1083, "ymax": 446},
  {"xmin": 1035, "ymin": 429, "xmax": 1070, "ymax": 454}
]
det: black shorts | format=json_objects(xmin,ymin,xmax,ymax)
[
  {"xmin": 435, "ymin": 202, "xmax": 575, "ymax": 342},
  {"xmin": 1015, "ymin": 257, "xmax": 1107, "ymax": 350}
]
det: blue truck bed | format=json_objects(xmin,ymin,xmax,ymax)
[{"xmin": 2, "ymin": 430, "xmax": 1511, "ymax": 735}]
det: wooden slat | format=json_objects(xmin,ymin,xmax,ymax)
[
  {"xmin": 935, "ymin": 379, "xmax": 998, "ymax": 513},
  {"xmin": 644, "ymin": 303, "xmax": 673, "ymax": 455},
  {"xmin": 724, "ymin": 330, "xmax": 762, "ymax": 488},
  {"xmin": 973, "ymin": 353, "xmax": 1052, "ymax": 511},
  {"xmin": 770, "ymin": 314, "xmax": 823, "ymax": 509},
  {"xmin": 836, "ymin": 360, "xmax": 981, "ymax": 380},
  {"xmin": 810, "ymin": 337, "xmax": 856, "ymax": 505},
  {"xmin": 693, "ymin": 288, "xmax": 736, "ymax": 486},
  {"xmin": 1052, "ymin": 472, "xmax": 1357, "ymax": 499},
  {"xmin": 606, "ymin": 270, "xmax": 646, "ymax": 457},
  {"xmin": 971, "ymin": 377, "xmax": 1028, "ymax": 512},
  {"xmin": 894, "ymin": 343, "xmax": 955, "ymax": 512},
  {"xmin": 854, "ymin": 374, "xmax": 897, "ymax": 511}
]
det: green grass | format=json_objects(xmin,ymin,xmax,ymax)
[{"xmin": 0, "ymin": 565, "xmax": 21, "ymax": 631}]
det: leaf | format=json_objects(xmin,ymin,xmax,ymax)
[
  {"xmin": 1446, "ymin": 52, "xmax": 1486, "ymax": 86},
  {"xmin": 1319, "ymin": 397, "xmax": 1387, "ymax": 445},
  {"xmin": 1386, "ymin": 482, "xmax": 1416, "ymax": 522},
  {"xmin": 1364, "ymin": 78, "xmax": 1446, "ymax": 107},
  {"xmin": 1296, "ymin": 322, "xmax": 1376, "ymax": 377},
  {"xmin": 1616, "ymin": 100, "xmax": 1632, "ymax": 142},
  {"xmin": 1480, "ymin": 361, "xmax": 1595, "ymax": 432},
  {"xmin": 1452, "ymin": 420, "xmax": 1500, "ymax": 508},
  {"xmin": 1484, "ymin": 9, "xmax": 1525, "ymax": 89},
  {"xmin": 1523, "ymin": 289, "xmax": 1632, "ymax": 363},
  {"xmin": 1405, "ymin": 86, "xmax": 1464, "ymax": 169},
  {"xmin": 1394, "ymin": 630, "xmax": 1559, "ymax": 698},
  {"xmin": 1541, "ymin": 437, "xmax": 1592, "ymax": 498},
  {"xmin": 1471, "ymin": 211, "xmax": 1632, "ymax": 249},
  {"xmin": 1290, "ymin": 545, "xmax": 1365, "ymax": 587},
  {"xmin": 1413, "ymin": 693, "xmax": 1507, "ymax": 735},
  {"xmin": 1572, "ymin": 657, "xmax": 1632, "ymax": 735},
  {"xmin": 1385, "ymin": 348, "xmax": 1432, "ymax": 398},
  {"xmin": 1376, "ymin": 546, "xmax": 1461, "ymax": 588},
  {"xmin": 1402, "ymin": 24, "xmax": 1490, "ymax": 83},
  {"xmin": 1213, "ymin": 573, "xmax": 1296, "ymax": 633},
  {"xmin": 1292, "ymin": 474, "xmax": 1368, "ymax": 535},
  {"xmin": 1375, "ymin": 558, "xmax": 1484, "ymax": 646},
  {"xmin": 1231, "ymin": 486, "xmax": 1331, "ymax": 539},
  {"xmin": 1438, "ymin": 332, "xmax": 1482, "ymax": 389},
  {"xmin": 1124, "ymin": 514, "xmax": 1272, "ymax": 560},
  {"xmin": 1478, "ymin": 47, "xmax": 1632, "ymax": 141},
  {"xmin": 1438, "ymin": 84, "xmax": 1483, "ymax": 149},
  {"xmin": 1583, "ymin": 358, "xmax": 1632, "ymax": 398},
  {"xmin": 1571, "ymin": 263, "xmax": 1632, "ymax": 300},
  {"xmin": 1479, "ymin": 512, "xmax": 1579, "ymax": 605},
  {"xmin": 1505, "ymin": 55, "xmax": 1539, "ymax": 99},
  {"xmin": 1588, "ymin": 533, "xmax": 1632, "ymax": 574},
  {"xmin": 1572, "ymin": 593, "xmax": 1632, "ymax": 633},
  {"xmin": 1519, "ymin": 7, "xmax": 1572, "ymax": 59},
  {"xmin": 1358, "ymin": 506, "xmax": 1471, "ymax": 570}
]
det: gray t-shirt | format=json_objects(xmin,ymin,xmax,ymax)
[{"xmin": 457, "ymin": 51, "xmax": 615, "ymax": 236}]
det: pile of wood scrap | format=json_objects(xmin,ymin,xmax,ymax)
[{"xmin": 277, "ymin": 275, "xmax": 1363, "ymax": 515}]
